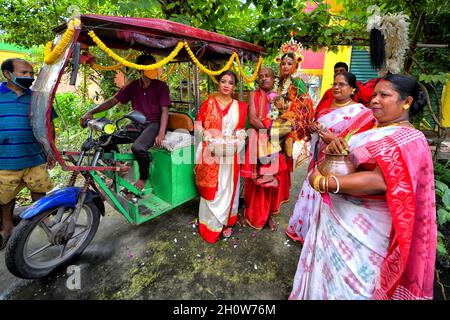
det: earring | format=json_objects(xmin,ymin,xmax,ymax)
[{"xmin": 403, "ymin": 104, "xmax": 411, "ymax": 110}]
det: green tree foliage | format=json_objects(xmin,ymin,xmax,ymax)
[
  {"xmin": 0, "ymin": 0, "xmax": 367, "ymax": 56},
  {"xmin": 1, "ymin": 1, "xmax": 447, "ymax": 72}
]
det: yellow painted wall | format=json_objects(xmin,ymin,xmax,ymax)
[
  {"xmin": 320, "ymin": 46, "xmax": 352, "ymax": 97},
  {"xmin": 318, "ymin": 0, "xmax": 351, "ymax": 98},
  {"xmin": 442, "ymin": 80, "xmax": 450, "ymax": 127},
  {"xmin": 0, "ymin": 51, "xmax": 29, "ymax": 81},
  {"xmin": 0, "ymin": 51, "xmax": 28, "ymax": 65}
]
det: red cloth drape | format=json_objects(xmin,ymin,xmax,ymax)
[
  {"xmin": 368, "ymin": 128, "xmax": 437, "ymax": 300},
  {"xmin": 242, "ymin": 89, "xmax": 291, "ymax": 229}
]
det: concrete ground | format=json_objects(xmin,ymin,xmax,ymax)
[
  {"xmin": 0, "ymin": 163, "xmax": 308, "ymax": 300},
  {"xmin": 1, "ymin": 152, "xmax": 447, "ymax": 300}
]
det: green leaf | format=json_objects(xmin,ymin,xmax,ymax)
[
  {"xmin": 437, "ymin": 208, "xmax": 450, "ymax": 226},
  {"xmin": 435, "ymin": 180, "xmax": 449, "ymax": 193},
  {"xmin": 419, "ymin": 72, "xmax": 450, "ymax": 85},
  {"xmin": 437, "ymin": 241, "xmax": 447, "ymax": 257},
  {"xmin": 344, "ymin": 129, "xmax": 359, "ymax": 143},
  {"xmin": 443, "ymin": 190, "xmax": 450, "ymax": 208}
]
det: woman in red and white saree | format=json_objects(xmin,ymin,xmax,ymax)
[
  {"xmin": 290, "ymin": 74, "xmax": 436, "ymax": 300},
  {"xmin": 286, "ymin": 72, "xmax": 375, "ymax": 243},
  {"xmin": 195, "ymin": 71, "xmax": 247, "ymax": 244}
]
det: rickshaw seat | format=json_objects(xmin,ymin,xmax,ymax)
[
  {"xmin": 167, "ymin": 112, "xmax": 194, "ymax": 132},
  {"xmin": 158, "ymin": 112, "xmax": 195, "ymax": 152}
]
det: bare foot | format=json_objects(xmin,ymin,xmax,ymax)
[
  {"xmin": 134, "ymin": 179, "xmax": 147, "ymax": 190},
  {"xmin": 222, "ymin": 227, "xmax": 233, "ymax": 238},
  {"xmin": 268, "ymin": 217, "xmax": 278, "ymax": 232},
  {"xmin": 237, "ymin": 215, "xmax": 246, "ymax": 226}
]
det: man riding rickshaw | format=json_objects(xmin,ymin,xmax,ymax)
[{"xmin": 3, "ymin": 14, "xmax": 264, "ymax": 279}]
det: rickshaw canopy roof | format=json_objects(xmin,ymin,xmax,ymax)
[{"xmin": 55, "ymin": 14, "xmax": 265, "ymax": 62}]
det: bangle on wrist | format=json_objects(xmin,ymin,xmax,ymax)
[
  {"xmin": 330, "ymin": 175, "xmax": 340, "ymax": 194},
  {"xmin": 319, "ymin": 176, "xmax": 324, "ymax": 193},
  {"xmin": 313, "ymin": 174, "xmax": 322, "ymax": 192}
]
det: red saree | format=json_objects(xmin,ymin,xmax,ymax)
[
  {"xmin": 367, "ymin": 127, "xmax": 437, "ymax": 299},
  {"xmin": 195, "ymin": 96, "xmax": 247, "ymax": 243},
  {"xmin": 241, "ymin": 89, "xmax": 290, "ymax": 229}
]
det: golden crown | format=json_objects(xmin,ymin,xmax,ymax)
[{"xmin": 275, "ymin": 31, "xmax": 304, "ymax": 64}]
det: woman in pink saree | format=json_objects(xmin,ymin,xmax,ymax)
[
  {"xmin": 286, "ymin": 72, "xmax": 375, "ymax": 243},
  {"xmin": 290, "ymin": 74, "xmax": 436, "ymax": 300}
]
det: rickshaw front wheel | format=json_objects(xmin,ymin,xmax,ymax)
[{"xmin": 5, "ymin": 201, "xmax": 100, "ymax": 279}]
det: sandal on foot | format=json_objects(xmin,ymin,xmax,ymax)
[
  {"xmin": 120, "ymin": 189, "xmax": 139, "ymax": 201},
  {"xmin": 134, "ymin": 179, "xmax": 147, "ymax": 191}
]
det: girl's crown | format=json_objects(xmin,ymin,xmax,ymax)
[{"xmin": 275, "ymin": 31, "xmax": 304, "ymax": 64}]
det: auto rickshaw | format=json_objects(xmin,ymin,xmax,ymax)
[{"xmin": 4, "ymin": 14, "xmax": 265, "ymax": 279}]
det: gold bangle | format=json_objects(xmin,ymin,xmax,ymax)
[
  {"xmin": 313, "ymin": 175, "xmax": 322, "ymax": 192},
  {"xmin": 319, "ymin": 176, "xmax": 326, "ymax": 193}
]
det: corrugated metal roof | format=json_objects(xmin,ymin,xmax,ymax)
[{"xmin": 350, "ymin": 47, "xmax": 378, "ymax": 83}]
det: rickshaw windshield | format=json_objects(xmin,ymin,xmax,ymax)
[{"xmin": 31, "ymin": 36, "xmax": 72, "ymax": 160}]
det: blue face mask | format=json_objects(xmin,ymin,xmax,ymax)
[{"xmin": 8, "ymin": 71, "xmax": 34, "ymax": 90}]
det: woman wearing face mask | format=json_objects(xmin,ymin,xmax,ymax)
[
  {"xmin": 289, "ymin": 74, "xmax": 436, "ymax": 300},
  {"xmin": 286, "ymin": 71, "xmax": 375, "ymax": 243},
  {"xmin": 194, "ymin": 70, "xmax": 247, "ymax": 243}
]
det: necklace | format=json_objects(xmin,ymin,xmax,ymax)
[
  {"xmin": 279, "ymin": 78, "xmax": 292, "ymax": 96},
  {"xmin": 215, "ymin": 96, "xmax": 232, "ymax": 106},
  {"xmin": 331, "ymin": 99, "xmax": 352, "ymax": 108},
  {"xmin": 374, "ymin": 120, "xmax": 411, "ymax": 128}
]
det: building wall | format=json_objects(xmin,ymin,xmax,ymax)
[{"xmin": 0, "ymin": 51, "xmax": 28, "ymax": 65}]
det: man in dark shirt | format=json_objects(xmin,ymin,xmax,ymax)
[{"xmin": 80, "ymin": 54, "xmax": 171, "ymax": 190}]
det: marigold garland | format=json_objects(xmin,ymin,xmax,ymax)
[
  {"xmin": 183, "ymin": 41, "xmax": 238, "ymax": 76},
  {"xmin": 44, "ymin": 18, "xmax": 81, "ymax": 65},
  {"xmin": 92, "ymin": 53, "xmax": 136, "ymax": 71},
  {"xmin": 209, "ymin": 75, "xmax": 219, "ymax": 84},
  {"xmin": 88, "ymin": 30, "xmax": 184, "ymax": 70},
  {"xmin": 87, "ymin": 30, "xmax": 263, "ymax": 82},
  {"xmin": 236, "ymin": 55, "xmax": 264, "ymax": 83}
]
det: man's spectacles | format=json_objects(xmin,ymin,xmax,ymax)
[{"xmin": 331, "ymin": 82, "xmax": 350, "ymax": 89}]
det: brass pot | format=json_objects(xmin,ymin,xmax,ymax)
[{"xmin": 318, "ymin": 152, "xmax": 356, "ymax": 176}]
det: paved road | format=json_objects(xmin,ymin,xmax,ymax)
[{"xmin": 0, "ymin": 164, "xmax": 307, "ymax": 300}]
